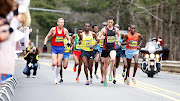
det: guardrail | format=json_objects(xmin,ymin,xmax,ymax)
[{"xmin": 0, "ymin": 75, "xmax": 17, "ymax": 101}]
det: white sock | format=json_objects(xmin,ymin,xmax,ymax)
[{"xmin": 55, "ymin": 67, "xmax": 60, "ymax": 80}]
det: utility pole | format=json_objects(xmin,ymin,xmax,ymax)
[
  {"xmin": 36, "ymin": 29, "xmax": 39, "ymax": 48},
  {"xmin": 74, "ymin": 12, "xmax": 78, "ymax": 34},
  {"xmin": 116, "ymin": 3, "xmax": 120, "ymax": 25}
]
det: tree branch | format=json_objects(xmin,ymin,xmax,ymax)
[{"xmin": 125, "ymin": 0, "xmax": 163, "ymax": 22}]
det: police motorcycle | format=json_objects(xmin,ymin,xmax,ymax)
[{"xmin": 140, "ymin": 39, "xmax": 163, "ymax": 77}]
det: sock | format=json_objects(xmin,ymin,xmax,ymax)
[{"xmin": 55, "ymin": 67, "xmax": 60, "ymax": 80}]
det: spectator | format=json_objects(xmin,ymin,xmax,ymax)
[{"xmin": 24, "ymin": 46, "xmax": 39, "ymax": 78}]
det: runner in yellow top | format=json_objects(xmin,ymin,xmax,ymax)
[
  {"xmin": 59, "ymin": 36, "xmax": 73, "ymax": 83},
  {"xmin": 79, "ymin": 23, "xmax": 98, "ymax": 85}
]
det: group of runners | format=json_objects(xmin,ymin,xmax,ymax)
[{"xmin": 43, "ymin": 16, "xmax": 143, "ymax": 86}]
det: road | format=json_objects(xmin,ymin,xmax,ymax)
[{"xmin": 12, "ymin": 58, "xmax": 180, "ymax": 101}]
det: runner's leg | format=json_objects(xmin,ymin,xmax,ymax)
[
  {"xmin": 109, "ymin": 50, "xmax": 116, "ymax": 81},
  {"xmin": 51, "ymin": 53, "xmax": 57, "ymax": 70},
  {"xmin": 82, "ymin": 56, "xmax": 89, "ymax": 81},
  {"xmin": 94, "ymin": 53, "xmax": 100, "ymax": 79},
  {"xmin": 88, "ymin": 58, "xmax": 93, "ymax": 83}
]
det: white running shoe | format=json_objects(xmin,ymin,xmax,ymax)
[
  {"xmin": 90, "ymin": 78, "xmax": 93, "ymax": 84},
  {"xmin": 54, "ymin": 79, "xmax": 58, "ymax": 84},
  {"xmin": 32, "ymin": 75, "xmax": 36, "ymax": 78},
  {"xmin": 95, "ymin": 74, "xmax": 99, "ymax": 79},
  {"xmin": 51, "ymin": 65, "xmax": 55, "ymax": 71},
  {"xmin": 131, "ymin": 77, "xmax": 136, "ymax": 84}
]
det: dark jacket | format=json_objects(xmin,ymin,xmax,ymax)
[{"xmin": 24, "ymin": 52, "xmax": 39, "ymax": 66}]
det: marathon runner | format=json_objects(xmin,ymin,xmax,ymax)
[
  {"xmin": 72, "ymin": 29, "xmax": 83, "ymax": 82},
  {"xmin": 122, "ymin": 24, "xmax": 143, "ymax": 85},
  {"xmin": 112, "ymin": 24, "xmax": 122, "ymax": 84},
  {"xmin": 92, "ymin": 25, "xmax": 100, "ymax": 79},
  {"xmin": 59, "ymin": 36, "xmax": 73, "ymax": 83},
  {"xmin": 99, "ymin": 22, "xmax": 107, "ymax": 83},
  {"xmin": 97, "ymin": 16, "xmax": 121, "ymax": 86},
  {"xmin": 79, "ymin": 23, "xmax": 98, "ymax": 85},
  {"xmin": 43, "ymin": 18, "xmax": 71, "ymax": 84}
]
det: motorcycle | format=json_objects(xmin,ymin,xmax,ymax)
[{"xmin": 140, "ymin": 41, "xmax": 163, "ymax": 77}]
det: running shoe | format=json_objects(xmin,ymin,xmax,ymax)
[
  {"xmin": 73, "ymin": 67, "xmax": 76, "ymax": 72},
  {"xmin": 90, "ymin": 78, "xmax": 93, "ymax": 84},
  {"xmin": 109, "ymin": 73, "xmax": 112, "ymax": 81},
  {"xmin": 51, "ymin": 65, "xmax": 55, "ymax": 71},
  {"xmin": 85, "ymin": 80, "xmax": 90, "ymax": 85},
  {"xmin": 76, "ymin": 78, "xmax": 79, "ymax": 83},
  {"xmin": 113, "ymin": 79, "xmax": 116, "ymax": 84},
  {"xmin": 124, "ymin": 78, "xmax": 127, "ymax": 84},
  {"xmin": 101, "ymin": 78, "xmax": 103, "ymax": 83},
  {"xmin": 54, "ymin": 79, "xmax": 58, "ymax": 84},
  {"xmin": 32, "ymin": 75, "xmax": 36, "ymax": 78},
  {"xmin": 122, "ymin": 70, "xmax": 125, "ymax": 78},
  {"xmin": 131, "ymin": 77, "xmax": 136, "ymax": 84},
  {"xmin": 126, "ymin": 77, "xmax": 130, "ymax": 85},
  {"xmin": 95, "ymin": 74, "xmax": 99, "ymax": 79},
  {"xmin": 103, "ymin": 79, "xmax": 108, "ymax": 86},
  {"xmin": 59, "ymin": 79, "xmax": 63, "ymax": 83}
]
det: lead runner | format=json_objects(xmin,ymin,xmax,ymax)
[{"xmin": 43, "ymin": 18, "xmax": 71, "ymax": 84}]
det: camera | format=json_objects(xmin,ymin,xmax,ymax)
[{"xmin": 33, "ymin": 49, "xmax": 36, "ymax": 52}]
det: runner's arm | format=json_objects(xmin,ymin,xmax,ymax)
[
  {"xmin": 116, "ymin": 28, "xmax": 121, "ymax": 46},
  {"xmin": 97, "ymin": 28, "xmax": 105, "ymax": 41},
  {"xmin": 64, "ymin": 28, "xmax": 71, "ymax": 43},
  {"xmin": 138, "ymin": 33, "xmax": 144, "ymax": 48},
  {"xmin": 71, "ymin": 35, "xmax": 76, "ymax": 49},
  {"xmin": 44, "ymin": 27, "xmax": 54, "ymax": 45},
  {"xmin": 91, "ymin": 32, "xmax": 99, "ymax": 48},
  {"xmin": 121, "ymin": 35, "xmax": 131, "ymax": 45}
]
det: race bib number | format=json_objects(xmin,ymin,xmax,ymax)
[
  {"xmin": 107, "ymin": 36, "xmax": 115, "ymax": 43},
  {"xmin": 129, "ymin": 41, "xmax": 137, "ymax": 47},
  {"xmin": 76, "ymin": 44, "xmax": 82, "ymax": 49},
  {"xmin": 85, "ymin": 40, "xmax": 92, "ymax": 47},
  {"xmin": 99, "ymin": 40, "xmax": 104, "ymax": 47},
  {"xmin": 55, "ymin": 36, "xmax": 63, "ymax": 43}
]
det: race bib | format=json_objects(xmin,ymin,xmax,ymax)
[
  {"xmin": 55, "ymin": 36, "xmax": 63, "ymax": 43},
  {"xmin": 99, "ymin": 40, "xmax": 104, "ymax": 47},
  {"xmin": 129, "ymin": 41, "xmax": 137, "ymax": 47},
  {"xmin": 107, "ymin": 36, "xmax": 115, "ymax": 43},
  {"xmin": 76, "ymin": 44, "xmax": 82, "ymax": 49},
  {"xmin": 85, "ymin": 40, "xmax": 92, "ymax": 47}
]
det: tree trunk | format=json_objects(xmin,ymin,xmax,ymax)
[
  {"xmin": 160, "ymin": 4, "xmax": 164, "ymax": 39},
  {"xmin": 155, "ymin": 4, "xmax": 160, "ymax": 38}
]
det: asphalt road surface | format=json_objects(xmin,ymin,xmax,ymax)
[{"xmin": 12, "ymin": 58, "xmax": 180, "ymax": 101}]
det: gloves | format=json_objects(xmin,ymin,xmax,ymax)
[
  {"xmin": 67, "ymin": 43, "xmax": 71, "ymax": 47},
  {"xmin": 43, "ymin": 45, "xmax": 47, "ymax": 53}
]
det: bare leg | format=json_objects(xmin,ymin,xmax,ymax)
[
  {"xmin": 94, "ymin": 53, "xmax": 100, "ymax": 75},
  {"xmin": 82, "ymin": 56, "xmax": 89, "ymax": 80},
  {"xmin": 109, "ymin": 50, "xmax": 116, "ymax": 74},
  {"xmin": 133, "ymin": 54, "xmax": 139, "ymax": 77},
  {"xmin": 77, "ymin": 59, "xmax": 82, "ymax": 78},
  {"xmin": 104, "ymin": 57, "xmax": 110, "ymax": 80},
  {"xmin": 113, "ymin": 57, "xmax": 120, "ymax": 78}
]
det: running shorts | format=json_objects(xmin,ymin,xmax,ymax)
[
  {"xmin": 73, "ymin": 50, "xmax": 82, "ymax": 60},
  {"xmin": 125, "ymin": 49, "xmax": 139, "ymax": 59},
  {"xmin": 63, "ymin": 52, "xmax": 70, "ymax": 59},
  {"xmin": 81, "ymin": 50, "xmax": 94, "ymax": 59},
  {"xmin": 51, "ymin": 46, "xmax": 64, "ymax": 54}
]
